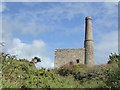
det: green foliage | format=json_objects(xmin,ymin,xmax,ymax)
[
  {"xmin": 1, "ymin": 52, "xmax": 120, "ymax": 88},
  {"xmin": 105, "ymin": 53, "xmax": 120, "ymax": 88},
  {"xmin": 31, "ymin": 57, "xmax": 41, "ymax": 64},
  {"xmin": 107, "ymin": 53, "xmax": 119, "ymax": 64},
  {"xmin": 105, "ymin": 64, "xmax": 120, "ymax": 87}
]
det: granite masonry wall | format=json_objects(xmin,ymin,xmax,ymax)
[{"xmin": 54, "ymin": 48, "xmax": 85, "ymax": 68}]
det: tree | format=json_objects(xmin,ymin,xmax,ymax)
[
  {"xmin": 107, "ymin": 53, "xmax": 119, "ymax": 64},
  {"xmin": 31, "ymin": 57, "xmax": 41, "ymax": 64}
]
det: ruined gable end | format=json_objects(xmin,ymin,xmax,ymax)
[{"xmin": 54, "ymin": 48, "xmax": 85, "ymax": 68}]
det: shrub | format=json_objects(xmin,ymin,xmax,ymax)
[
  {"xmin": 1, "ymin": 52, "xmax": 120, "ymax": 88},
  {"xmin": 107, "ymin": 53, "xmax": 119, "ymax": 64}
]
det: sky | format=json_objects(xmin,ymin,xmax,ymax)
[{"xmin": 0, "ymin": 1, "xmax": 118, "ymax": 68}]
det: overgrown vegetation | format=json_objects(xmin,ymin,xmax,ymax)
[{"xmin": 1, "ymin": 52, "xmax": 120, "ymax": 88}]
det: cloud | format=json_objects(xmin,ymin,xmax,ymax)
[
  {"xmin": 3, "ymin": 2, "xmax": 117, "ymax": 36},
  {"xmin": 2, "ymin": 38, "xmax": 54, "ymax": 68},
  {"xmin": 2, "ymin": 2, "xmax": 118, "ymax": 67},
  {"xmin": 36, "ymin": 58, "xmax": 54, "ymax": 69},
  {"xmin": 95, "ymin": 30, "xmax": 118, "ymax": 64},
  {"xmin": 1, "ymin": 4, "xmax": 54, "ymax": 68},
  {"xmin": 0, "ymin": 3, "xmax": 6, "ymax": 13},
  {"xmin": 94, "ymin": 2, "xmax": 117, "ymax": 30}
]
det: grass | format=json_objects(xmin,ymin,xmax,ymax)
[{"xmin": 1, "ymin": 53, "xmax": 120, "ymax": 88}]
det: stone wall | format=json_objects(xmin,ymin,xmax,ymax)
[
  {"xmin": 54, "ymin": 48, "xmax": 85, "ymax": 68},
  {"xmin": 84, "ymin": 40, "xmax": 94, "ymax": 66}
]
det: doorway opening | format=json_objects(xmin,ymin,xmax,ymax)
[{"xmin": 76, "ymin": 59, "xmax": 79, "ymax": 63}]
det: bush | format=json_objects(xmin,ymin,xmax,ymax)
[
  {"xmin": 1, "ymin": 52, "xmax": 120, "ymax": 88},
  {"xmin": 107, "ymin": 53, "xmax": 119, "ymax": 64}
]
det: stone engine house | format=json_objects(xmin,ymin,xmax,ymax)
[{"xmin": 54, "ymin": 17, "xmax": 94, "ymax": 68}]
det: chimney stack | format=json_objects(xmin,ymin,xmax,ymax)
[{"xmin": 84, "ymin": 17, "xmax": 94, "ymax": 66}]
